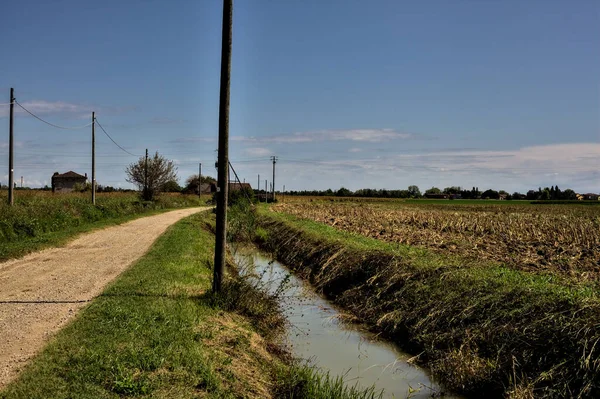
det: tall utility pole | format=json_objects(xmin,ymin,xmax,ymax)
[
  {"xmin": 283, "ymin": 184, "xmax": 285, "ymax": 203},
  {"xmin": 257, "ymin": 174, "xmax": 260, "ymax": 202},
  {"xmin": 271, "ymin": 155, "xmax": 277, "ymax": 201},
  {"xmin": 198, "ymin": 163, "xmax": 202, "ymax": 198},
  {"xmin": 8, "ymin": 88, "xmax": 15, "ymax": 206},
  {"xmin": 213, "ymin": 0, "xmax": 233, "ymax": 294},
  {"xmin": 144, "ymin": 149, "xmax": 148, "ymax": 199},
  {"xmin": 91, "ymin": 112, "xmax": 96, "ymax": 205},
  {"xmin": 265, "ymin": 179, "xmax": 267, "ymax": 202}
]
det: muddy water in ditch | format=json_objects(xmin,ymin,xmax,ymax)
[{"xmin": 234, "ymin": 249, "xmax": 460, "ymax": 399}]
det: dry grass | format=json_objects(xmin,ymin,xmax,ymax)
[
  {"xmin": 273, "ymin": 201, "xmax": 600, "ymax": 281},
  {"xmin": 257, "ymin": 208, "xmax": 600, "ymax": 398},
  {"xmin": 200, "ymin": 313, "xmax": 277, "ymax": 399}
]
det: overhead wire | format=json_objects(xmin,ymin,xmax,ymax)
[
  {"xmin": 15, "ymin": 101, "xmax": 93, "ymax": 130},
  {"xmin": 94, "ymin": 118, "xmax": 140, "ymax": 157}
]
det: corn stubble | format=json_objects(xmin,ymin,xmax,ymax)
[{"xmin": 274, "ymin": 202, "xmax": 600, "ymax": 281}]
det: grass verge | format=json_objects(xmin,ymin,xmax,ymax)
[
  {"xmin": 257, "ymin": 207, "xmax": 600, "ymax": 398},
  {"xmin": 1, "ymin": 210, "xmax": 380, "ymax": 399},
  {"xmin": 0, "ymin": 192, "xmax": 207, "ymax": 262}
]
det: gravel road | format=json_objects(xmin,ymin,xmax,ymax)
[{"xmin": 0, "ymin": 207, "xmax": 208, "ymax": 388}]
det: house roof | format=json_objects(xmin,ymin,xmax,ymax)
[
  {"xmin": 53, "ymin": 171, "xmax": 86, "ymax": 179},
  {"xmin": 228, "ymin": 182, "xmax": 252, "ymax": 190}
]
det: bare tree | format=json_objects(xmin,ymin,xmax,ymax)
[{"xmin": 125, "ymin": 151, "xmax": 178, "ymax": 201}]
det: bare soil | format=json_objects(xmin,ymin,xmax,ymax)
[{"xmin": 0, "ymin": 207, "xmax": 207, "ymax": 389}]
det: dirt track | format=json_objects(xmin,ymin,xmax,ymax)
[{"xmin": 0, "ymin": 207, "xmax": 207, "ymax": 389}]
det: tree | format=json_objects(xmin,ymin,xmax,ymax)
[
  {"xmin": 443, "ymin": 186, "xmax": 461, "ymax": 195},
  {"xmin": 540, "ymin": 188, "xmax": 551, "ymax": 200},
  {"xmin": 336, "ymin": 187, "xmax": 352, "ymax": 197},
  {"xmin": 162, "ymin": 180, "xmax": 182, "ymax": 193},
  {"xmin": 425, "ymin": 187, "xmax": 441, "ymax": 195},
  {"xmin": 562, "ymin": 189, "xmax": 577, "ymax": 200},
  {"xmin": 481, "ymin": 189, "xmax": 499, "ymax": 199},
  {"xmin": 554, "ymin": 185, "xmax": 562, "ymax": 200},
  {"xmin": 125, "ymin": 151, "xmax": 178, "ymax": 201},
  {"xmin": 407, "ymin": 185, "xmax": 421, "ymax": 198}
]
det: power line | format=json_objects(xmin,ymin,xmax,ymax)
[
  {"xmin": 94, "ymin": 118, "xmax": 139, "ymax": 157},
  {"xmin": 14, "ymin": 101, "xmax": 93, "ymax": 130}
]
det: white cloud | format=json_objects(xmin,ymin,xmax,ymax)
[
  {"xmin": 232, "ymin": 128, "xmax": 412, "ymax": 144},
  {"xmin": 348, "ymin": 148, "xmax": 362, "ymax": 153},
  {"xmin": 265, "ymin": 142, "xmax": 600, "ymax": 192},
  {"xmin": 169, "ymin": 137, "xmax": 215, "ymax": 144},
  {"xmin": 18, "ymin": 100, "xmax": 90, "ymax": 115},
  {"xmin": 0, "ymin": 99, "xmax": 138, "ymax": 119},
  {"xmin": 244, "ymin": 147, "xmax": 272, "ymax": 157}
]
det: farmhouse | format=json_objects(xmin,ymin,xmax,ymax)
[
  {"xmin": 51, "ymin": 171, "xmax": 88, "ymax": 193},
  {"xmin": 228, "ymin": 181, "xmax": 252, "ymax": 191},
  {"xmin": 582, "ymin": 193, "xmax": 599, "ymax": 201},
  {"xmin": 198, "ymin": 183, "xmax": 214, "ymax": 194},
  {"xmin": 202, "ymin": 182, "xmax": 251, "ymax": 193}
]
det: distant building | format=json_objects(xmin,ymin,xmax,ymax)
[
  {"xmin": 228, "ymin": 181, "xmax": 252, "ymax": 191},
  {"xmin": 51, "ymin": 171, "xmax": 87, "ymax": 193},
  {"xmin": 582, "ymin": 193, "xmax": 599, "ymax": 201},
  {"xmin": 199, "ymin": 183, "xmax": 214, "ymax": 194}
]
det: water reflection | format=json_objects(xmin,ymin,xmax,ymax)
[{"xmin": 234, "ymin": 249, "xmax": 460, "ymax": 399}]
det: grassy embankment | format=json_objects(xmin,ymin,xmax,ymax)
[
  {"xmin": 255, "ymin": 205, "xmax": 600, "ymax": 398},
  {"xmin": 0, "ymin": 191, "xmax": 209, "ymax": 262},
  {"xmin": 0, "ymin": 210, "xmax": 381, "ymax": 399}
]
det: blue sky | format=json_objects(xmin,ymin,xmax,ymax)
[{"xmin": 1, "ymin": 0, "xmax": 599, "ymax": 193}]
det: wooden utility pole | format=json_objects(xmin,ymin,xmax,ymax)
[
  {"xmin": 199, "ymin": 163, "xmax": 202, "ymax": 197},
  {"xmin": 265, "ymin": 179, "xmax": 267, "ymax": 202},
  {"xmin": 144, "ymin": 148, "xmax": 148, "ymax": 199},
  {"xmin": 283, "ymin": 184, "xmax": 285, "ymax": 203},
  {"xmin": 213, "ymin": 0, "xmax": 233, "ymax": 293},
  {"xmin": 257, "ymin": 174, "xmax": 260, "ymax": 202},
  {"xmin": 91, "ymin": 112, "xmax": 96, "ymax": 205},
  {"xmin": 271, "ymin": 156, "xmax": 277, "ymax": 201},
  {"xmin": 8, "ymin": 88, "xmax": 14, "ymax": 206}
]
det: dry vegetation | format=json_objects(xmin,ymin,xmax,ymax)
[
  {"xmin": 273, "ymin": 201, "xmax": 600, "ymax": 281},
  {"xmin": 257, "ymin": 206, "xmax": 600, "ymax": 397}
]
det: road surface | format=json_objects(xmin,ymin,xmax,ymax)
[{"xmin": 0, "ymin": 207, "xmax": 208, "ymax": 388}]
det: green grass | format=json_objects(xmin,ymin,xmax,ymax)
[
  {"xmin": 260, "ymin": 207, "xmax": 598, "ymax": 293},
  {"xmin": 1, "ymin": 210, "xmax": 381, "ymax": 399},
  {"xmin": 0, "ymin": 211, "xmax": 234, "ymax": 398},
  {"xmin": 0, "ymin": 191, "xmax": 205, "ymax": 262},
  {"xmin": 257, "ymin": 207, "xmax": 600, "ymax": 398},
  {"xmin": 274, "ymin": 365, "xmax": 383, "ymax": 399}
]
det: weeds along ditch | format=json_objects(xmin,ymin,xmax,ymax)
[
  {"xmin": 252, "ymin": 206, "xmax": 600, "ymax": 398},
  {"xmin": 226, "ymin": 203, "xmax": 387, "ymax": 399},
  {"xmin": 0, "ymin": 191, "xmax": 204, "ymax": 261}
]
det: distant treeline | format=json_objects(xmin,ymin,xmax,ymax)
[{"xmin": 286, "ymin": 185, "xmax": 591, "ymax": 200}]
